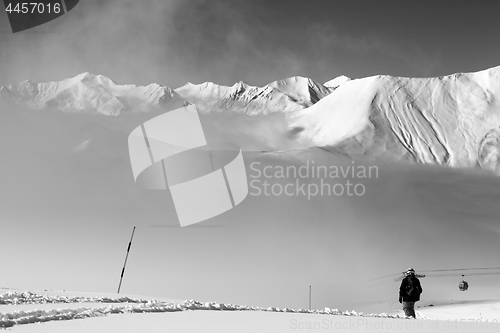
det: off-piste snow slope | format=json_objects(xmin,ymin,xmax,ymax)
[
  {"xmin": 2, "ymin": 66, "xmax": 500, "ymax": 174},
  {"xmin": 288, "ymin": 66, "xmax": 500, "ymax": 173}
]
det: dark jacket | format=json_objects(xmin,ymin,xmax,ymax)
[{"xmin": 399, "ymin": 275, "xmax": 423, "ymax": 302}]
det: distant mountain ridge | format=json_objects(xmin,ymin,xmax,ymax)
[
  {"xmin": 0, "ymin": 73, "xmax": 341, "ymax": 115},
  {"xmin": 175, "ymin": 76, "xmax": 336, "ymax": 115},
  {"xmin": 2, "ymin": 67, "xmax": 500, "ymax": 174},
  {"xmin": 0, "ymin": 72, "xmax": 185, "ymax": 116}
]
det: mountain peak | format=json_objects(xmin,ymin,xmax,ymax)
[
  {"xmin": 324, "ymin": 75, "xmax": 351, "ymax": 89},
  {"xmin": 70, "ymin": 72, "xmax": 118, "ymax": 86},
  {"xmin": 74, "ymin": 72, "xmax": 95, "ymax": 81},
  {"xmin": 266, "ymin": 76, "xmax": 332, "ymax": 106},
  {"xmin": 232, "ymin": 81, "xmax": 250, "ymax": 88},
  {"xmin": 268, "ymin": 76, "xmax": 308, "ymax": 87}
]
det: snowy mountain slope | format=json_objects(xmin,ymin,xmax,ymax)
[
  {"xmin": 0, "ymin": 72, "xmax": 186, "ymax": 116},
  {"xmin": 289, "ymin": 66, "xmax": 500, "ymax": 172},
  {"xmin": 174, "ymin": 76, "xmax": 333, "ymax": 115}
]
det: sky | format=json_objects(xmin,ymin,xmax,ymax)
[
  {"xmin": 1, "ymin": 0, "xmax": 500, "ymax": 88},
  {"xmin": 1, "ymin": 0, "xmax": 500, "ymax": 311}
]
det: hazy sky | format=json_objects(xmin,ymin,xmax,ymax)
[
  {"xmin": 1, "ymin": 0, "xmax": 500, "ymax": 88},
  {"xmin": 1, "ymin": 0, "xmax": 500, "ymax": 311}
]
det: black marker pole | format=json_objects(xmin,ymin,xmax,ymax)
[
  {"xmin": 117, "ymin": 226, "xmax": 136, "ymax": 294},
  {"xmin": 309, "ymin": 285, "xmax": 311, "ymax": 310}
]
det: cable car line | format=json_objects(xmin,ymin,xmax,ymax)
[{"xmin": 417, "ymin": 266, "xmax": 500, "ymax": 273}]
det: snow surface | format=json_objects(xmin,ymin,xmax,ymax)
[{"xmin": 2, "ymin": 290, "xmax": 500, "ymax": 332}]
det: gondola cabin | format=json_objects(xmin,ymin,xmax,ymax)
[{"xmin": 458, "ymin": 275, "xmax": 469, "ymax": 291}]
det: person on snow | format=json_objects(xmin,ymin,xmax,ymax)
[{"xmin": 399, "ymin": 268, "xmax": 422, "ymax": 318}]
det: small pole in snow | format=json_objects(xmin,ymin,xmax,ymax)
[
  {"xmin": 117, "ymin": 226, "xmax": 136, "ymax": 294},
  {"xmin": 309, "ymin": 285, "xmax": 311, "ymax": 310}
]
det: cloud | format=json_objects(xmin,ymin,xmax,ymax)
[
  {"xmin": 0, "ymin": 0, "xmax": 341, "ymax": 88},
  {"xmin": 306, "ymin": 23, "xmax": 444, "ymax": 78},
  {"xmin": 0, "ymin": 0, "xmax": 188, "ymax": 86},
  {"xmin": 0, "ymin": 0, "xmax": 443, "ymax": 91}
]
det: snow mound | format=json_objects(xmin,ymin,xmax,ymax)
[{"xmin": 0, "ymin": 291, "xmax": 149, "ymax": 305}]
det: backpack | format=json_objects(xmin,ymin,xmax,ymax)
[{"xmin": 406, "ymin": 277, "xmax": 421, "ymax": 297}]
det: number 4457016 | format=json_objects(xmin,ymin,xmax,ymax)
[{"xmin": 5, "ymin": 2, "xmax": 61, "ymax": 14}]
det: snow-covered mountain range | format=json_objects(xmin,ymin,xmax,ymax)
[
  {"xmin": 1, "ymin": 66, "xmax": 500, "ymax": 173},
  {"xmin": 0, "ymin": 72, "xmax": 185, "ymax": 116},
  {"xmin": 176, "ymin": 76, "xmax": 334, "ymax": 114}
]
